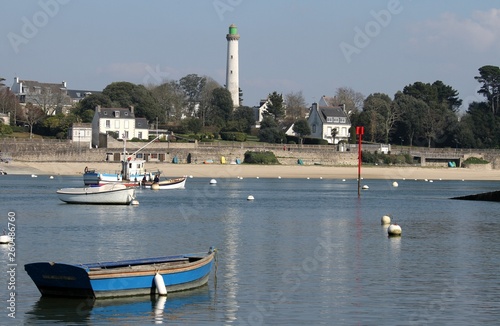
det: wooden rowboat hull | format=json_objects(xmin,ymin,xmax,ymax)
[{"xmin": 25, "ymin": 248, "xmax": 216, "ymax": 298}]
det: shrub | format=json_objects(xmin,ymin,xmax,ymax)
[
  {"xmin": 244, "ymin": 151, "xmax": 279, "ymax": 164},
  {"xmin": 220, "ymin": 132, "xmax": 247, "ymax": 142},
  {"xmin": 463, "ymin": 157, "xmax": 489, "ymax": 164},
  {"xmin": 0, "ymin": 124, "xmax": 13, "ymax": 135}
]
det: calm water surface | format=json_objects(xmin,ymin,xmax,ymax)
[{"xmin": 1, "ymin": 173, "xmax": 500, "ymax": 325}]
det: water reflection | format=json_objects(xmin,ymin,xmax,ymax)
[
  {"xmin": 25, "ymin": 286, "xmax": 210, "ymax": 324},
  {"xmin": 222, "ymin": 206, "xmax": 241, "ymax": 324}
]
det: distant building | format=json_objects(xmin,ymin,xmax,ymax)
[
  {"xmin": 68, "ymin": 123, "xmax": 92, "ymax": 146},
  {"xmin": 0, "ymin": 112, "xmax": 10, "ymax": 125},
  {"xmin": 10, "ymin": 77, "xmax": 101, "ymax": 115},
  {"xmin": 67, "ymin": 89, "xmax": 101, "ymax": 104},
  {"xmin": 308, "ymin": 96, "xmax": 351, "ymax": 144},
  {"xmin": 252, "ymin": 99, "xmax": 270, "ymax": 127},
  {"xmin": 10, "ymin": 77, "xmax": 71, "ymax": 115},
  {"xmin": 91, "ymin": 106, "xmax": 149, "ymax": 148}
]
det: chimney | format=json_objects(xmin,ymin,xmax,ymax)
[
  {"xmin": 96, "ymin": 105, "xmax": 101, "ymax": 113},
  {"xmin": 130, "ymin": 105, "xmax": 134, "ymax": 115},
  {"xmin": 62, "ymin": 81, "xmax": 67, "ymax": 88},
  {"xmin": 14, "ymin": 77, "xmax": 19, "ymax": 84}
]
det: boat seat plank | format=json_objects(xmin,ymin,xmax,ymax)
[{"xmin": 79, "ymin": 255, "xmax": 191, "ymax": 269}]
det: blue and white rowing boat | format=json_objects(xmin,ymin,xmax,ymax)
[{"xmin": 25, "ymin": 247, "xmax": 216, "ymax": 298}]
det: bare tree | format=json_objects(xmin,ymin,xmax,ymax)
[
  {"xmin": 335, "ymin": 87, "xmax": 365, "ymax": 114},
  {"xmin": 33, "ymin": 87, "xmax": 69, "ymax": 115},
  {"xmin": 0, "ymin": 88, "xmax": 21, "ymax": 125},
  {"xmin": 285, "ymin": 91, "xmax": 307, "ymax": 120},
  {"xmin": 20, "ymin": 103, "xmax": 44, "ymax": 139}
]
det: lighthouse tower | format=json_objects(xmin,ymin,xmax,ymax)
[{"xmin": 226, "ymin": 24, "xmax": 240, "ymax": 108}]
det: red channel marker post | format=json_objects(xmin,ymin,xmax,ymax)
[{"xmin": 356, "ymin": 126, "xmax": 364, "ymax": 197}]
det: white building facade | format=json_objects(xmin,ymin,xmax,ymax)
[
  {"xmin": 308, "ymin": 101, "xmax": 351, "ymax": 145},
  {"xmin": 92, "ymin": 106, "xmax": 149, "ymax": 148}
]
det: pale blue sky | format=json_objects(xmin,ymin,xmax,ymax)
[{"xmin": 2, "ymin": 0, "xmax": 499, "ymax": 110}]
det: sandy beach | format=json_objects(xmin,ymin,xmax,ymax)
[{"xmin": 1, "ymin": 161, "xmax": 499, "ymax": 181}]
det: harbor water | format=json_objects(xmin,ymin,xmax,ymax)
[{"xmin": 1, "ymin": 174, "xmax": 500, "ymax": 325}]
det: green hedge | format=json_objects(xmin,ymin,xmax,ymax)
[
  {"xmin": 244, "ymin": 151, "xmax": 279, "ymax": 164},
  {"xmin": 463, "ymin": 157, "xmax": 489, "ymax": 164},
  {"xmin": 220, "ymin": 132, "xmax": 247, "ymax": 142},
  {"xmin": 362, "ymin": 151, "xmax": 414, "ymax": 165}
]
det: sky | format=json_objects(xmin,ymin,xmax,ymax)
[{"xmin": 1, "ymin": 0, "xmax": 499, "ymax": 111}]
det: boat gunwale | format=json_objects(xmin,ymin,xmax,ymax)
[
  {"xmin": 87, "ymin": 253, "xmax": 214, "ymax": 279},
  {"xmin": 56, "ymin": 186, "xmax": 134, "ymax": 195}
]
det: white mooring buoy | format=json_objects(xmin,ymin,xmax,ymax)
[
  {"xmin": 131, "ymin": 199, "xmax": 139, "ymax": 206},
  {"xmin": 247, "ymin": 195, "xmax": 255, "ymax": 201},
  {"xmin": 210, "ymin": 179, "xmax": 217, "ymax": 185},
  {"xmin": 154, "ymin": 273, "xmax": 167, "ymax": 296},
  {"xmin": 0, "ymin": 234, "xmax": 12, "ymax": 244},
  {"xmin": 392, "ymin": 181, "xmax": 398, "ymax": 187},
  {"xmin": 362, "ymin": 185, "xmax": 369, "ymax": 190},
  {"xmin": 381, "ymin": 215, "xmax": 391, "ymax": 225},
  {"xmin": 387, "ymin": 224, "xmax": 402, "ymax": 237}
]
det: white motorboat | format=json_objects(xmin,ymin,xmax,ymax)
[
  {"xmin": 143, "ymin": 177, "xmax": 187, "ymax": 190},
  {"xmin": 57, "ymin": 183, "xmax": 136, "ymax": 205}
]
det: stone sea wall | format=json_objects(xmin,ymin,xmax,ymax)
[{"xmin": 0, "ymin": 139, "xmax": 358, "ymax": 166}]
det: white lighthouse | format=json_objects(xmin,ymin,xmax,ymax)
[{"xmin": 226, "ymin": 24, "xmax": 240, "ymax": 108}]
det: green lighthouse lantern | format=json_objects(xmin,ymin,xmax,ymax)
[{"xmin": 229, "ymin": 24, "xmax": 238, "ymax": 35}]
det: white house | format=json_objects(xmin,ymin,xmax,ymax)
[
  {"xmin": 68, "ymin": 123, "xmax": 92, "ymax": 147},
  {"xmin": 0, "ymin": 112, "xmax": 10, "ymax": 125},
  {"xmin": 308, "ymin": 101, "xmax": 351, "ymax": 145},
  {"xmin": 92, "ymin": 106, "xmax": 149, "ymax": 148}
]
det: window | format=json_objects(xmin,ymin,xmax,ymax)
[
  {"xmin": 327, "ymin": 117, "xmax": 333, "ymax": 123},
  {"xmin": 105, "ymin": 120, "xmax": 110, "ymax": 128},
  {"xmin": 124, "ymin": 120, "xmax": 129, "ymax": 129},
  {"xmin": 115, "ymin": 120, "xmax": 120, "ymax": 128},
  {"xmin": 340, "ymin": 117, "xmax": 346, "ymax": 123},
  {"xmin": 334, "ymin": 117, "xmax": 339, "ymax": 123},
  {"xmin": 312, "ymin": 124, "xmax": 316, "ymax": 133},
  {"xmin": 138, "ymin": 132, "xmax": 142, "ymax": 139},
  {"xmin": 115, "ymin": 111, "xmax": 120, "ymax": 118}
]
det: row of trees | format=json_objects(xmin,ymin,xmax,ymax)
[
  {"xmin": 2, "ymin": 65, "xmax": 500, "ymax": 149},
  {"xmin": 347, "ymin": 65, "xmax": 500, "ymax": 149}
]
